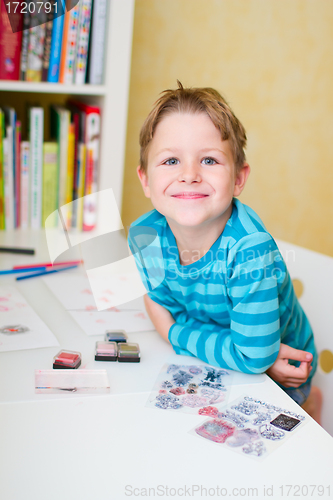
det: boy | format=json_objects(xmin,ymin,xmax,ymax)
[{"xmin": 128, "ymin": 82, "xmax": 321, "ymax": 420}]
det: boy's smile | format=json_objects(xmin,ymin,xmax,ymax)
[{"xmin": 137, "ymin": 112, "xmax": 250, "ymax": 255}]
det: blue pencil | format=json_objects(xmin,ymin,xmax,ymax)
[
  {"xmin": 0, "ymin": 267, "xmax": 47, "ymax": 276},
  {"xmin": 16, "ymin": 265, "xmax": 79, "ymax": 281}
]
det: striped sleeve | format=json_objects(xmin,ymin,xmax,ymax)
[{"xmin": 168, "ymin": 234, "xmax": 281, "ymax": 374}]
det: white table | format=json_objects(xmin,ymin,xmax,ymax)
[{"xmin": 0, "ymin": 230, "xmax": 332, "ymax": 500}]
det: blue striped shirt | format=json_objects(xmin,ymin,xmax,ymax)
[{"xmin": 128, "ymin": 199, "xmax": 317, "ymax": 378}]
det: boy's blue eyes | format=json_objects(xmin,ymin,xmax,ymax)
[
  {"xmin": 163, "ymin": 157, "xmax": 217, "ymax": 166},
  {"xmin": 164, "ymin": 158, "xmax": 179, "ymax": 165},
  {"xmin": 202, "ymin": 157, "xmax": 216, "ymax": 165}
]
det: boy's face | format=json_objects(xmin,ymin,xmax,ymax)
[{"xmin": 137, "ymin": 112, "xmax": 250, "ymax": 233}]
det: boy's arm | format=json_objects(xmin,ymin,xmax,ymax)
[
  {"xmin": 168, "ymin": 234, "xmax": 283, "ymax": 374},
  {"xmin": 143, "ymin": 294, "xmax": 175, "ymax": 342},
  {"xmin": 266, "ymin": 343, "xmax": 313, "ymax": 387}
]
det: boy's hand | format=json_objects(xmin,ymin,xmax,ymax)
[
  {"xmin": 143, "ymin": 294, "xmax": 175, "ymax": 342},
  {"xmin": 266, "ymin": 343, "xmax": 313, "ymax": 388}
]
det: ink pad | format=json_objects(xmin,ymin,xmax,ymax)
[
  {"xmin": 53, "ymin": 350, "xmax": 81, "ymax": 369},
  {"xmin": 105, "ymin": 330, "xmax": 128, "ymax": 343},
  {"xmin": 95, "ymin": 341, "xmax": 118, "ymax": 362},
  {"xmin": 270, "ymin": 413, "xmax": 301, "ymax": 432},
  {"xmin": 117, "ymin": 343, "xmax": 140, "ymax": 363}
]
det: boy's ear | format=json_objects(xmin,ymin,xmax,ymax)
[
  {"xmin": 233, "ymin": 163, "xmax": 251, "ymax": 197},
  {"xmin": 137, "ymin": 165, "xmax": 151, "ymax": 198}
]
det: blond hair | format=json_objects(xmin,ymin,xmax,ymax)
[{"xmin": 139, "ymin": 81, "xmax": 247, "ymax": 173}]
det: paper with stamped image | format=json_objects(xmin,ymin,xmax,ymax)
[
  {"xmin": 146, "ymin": 362, "xmax": 234, "ymax": 414},
  {"xmin": 43, "ymin": 274, "xmax": 155, "ymax": 333},
  {"xmin": 0, "ymin": 286, "xmax": 59, "ymax": 352}
]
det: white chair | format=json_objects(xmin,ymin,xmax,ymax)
[{"xmin": 276, "ymin": 239, "xmax": 333, "ymax": 435}]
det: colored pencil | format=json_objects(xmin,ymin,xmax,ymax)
[
  {"xmin": 16, "ymin": 265, "xmax": 79, "ymax": 281},
  {"xmin": 0, "ymin": 267, "xmax": 47, "ymax": 276},
  {"xmin": 13, "ymin": 260, "xmax": 83, "ymax": 270},
  {"xmin": 0, "ymin": 246, "xmax": 35, "ymax": 255}
]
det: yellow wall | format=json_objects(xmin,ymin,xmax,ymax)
[{"xmin": 122, "ymin": 0, "xmax": 333, "ymax": 256}]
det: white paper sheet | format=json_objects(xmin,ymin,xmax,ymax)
[
  {"xmin": 0, "ymin": 286, "xmax": 59, "ymax": 352},
  {"xmin": 69, "ymin": 309, "xmax": 155, "ymax": 335},
  {"xmin": 43, "ymin": 274, "xmax": 154, "ymax": 335},
  {"xmin": 42, "ymin": 274, "xmax": 147, "ymax": 312}
]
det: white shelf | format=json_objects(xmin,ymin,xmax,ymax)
[
  {"xmin": 0, "ymin": 80, "xmax": 107, "ymax": 95},
  {"xmin": 0, "ymin": 0, "xmax": 135, "ymax": 223}
]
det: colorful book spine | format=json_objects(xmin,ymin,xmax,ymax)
[
  {"xmin": 0, "ymin": 109, "xmax": 5, "ymax": 229},
  {"xmin": 0, "ymin": 0, "xmax": 23, "ymax": 80},
  {"xmin": 58, "ymin": 109, "xmax": 70, "ymax": 212},
  {"xmin": 29, "ymin": 108, "xmax": 44, "ymax": 229},
  {"xmin": 3, "ymin": 126, "xmax": 14, "ymax": 230},
  {"xmin": 83, "ymin": 114, "xmax": 100, "ymax": 231},
  {"xmin": 3, "ymin": 107, "xmax": 16, "ymax": 227},
  {"xmin": 20, "ymin": 12, "xmax": 30, "ymax": 80},
  {"xmin": 88, "ymin": 0, "xmax": 107, "ymax": 84},
  {"xmin": 41, "ymin": 11, "xmax": 54, "ymax": 82},
  {"xmin": 68, "ymin": 101, "xmax": 100, "ymax": 231},
  {"xmin": 74, "ymin": 0, "xmax": 92, "ymax": 85},
  {"xmin": 76, "ymin": 143, "xmax": 86, "ymax": 230},
  {"xmin": 26, "ymin": 23, "xmax": 46, "ymax": 82},
  {"xmin": 48, "ymin": 11, "xmax": 64, "ymax": 82},
  {"xmin": 65, "ymin": 123, "xmax": 75, "ymax": 227},
  {"xmin": 20, "ymin": 141, "xmax": 30, "ymax": 229},
  {"xmin": 42, "ymin": 142, "xmax": 58, "ymax": 228},
  {"xmin": 15, "ymin": 121, "xmax": 21, "ymax": 228},
  {"xmin": 59, "ymin": 3, "xmax": 80, "ymax": 84}
]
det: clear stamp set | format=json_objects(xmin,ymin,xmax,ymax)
[
  {"xmin": 146, "ymin": 363, "xmax": 233, "ymax": 414},
  {"xmin": 190, "ymin": 395, "xmax": 307, "ymax": 460}
]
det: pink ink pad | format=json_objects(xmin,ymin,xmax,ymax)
[
  {"xmin": 53, "ymin": 350, "xmax": 81, "ymax": 369},
  {"xmin": 95, "ymin": 341, "xmax": 117, "ymax": 362}
]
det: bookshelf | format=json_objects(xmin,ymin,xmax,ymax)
[
  {"xmin": 0, "ymin": 81, "xmax": 108, "ymax": 95},
  {"xmin": 0, "ymin": 0, "xmax": 135, "ymax": 228}
]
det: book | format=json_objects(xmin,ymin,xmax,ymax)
[
  {"xmin": 0, "ymin": 0, "xmax": 23, "ymax": 80},
  {"xmin": 59, "ymin": 2, "xmax": 80, "ymax": 84},
  {"xmin": 65, "ymin": 123, "xmax": 75, "ymax": 227},
  {"xmin": 87, "ymin": 0, "xmax": 107, "ymax": 85},
  {"xmin": 15, "ymin": 120, "xmax": 21, "ymax": 227},
  {"xmin": 20, "ymin": 141, "xmax": 30, "ymax": 229},
  {"xmin": 29, "ymin": 108, "xmax": 44, "ymax": 229},
  {"xmin": 20, "ymin": 12, "xmax": 30, "ymax": 80},
  {"xmin": 48, "ymin": 10, "xmax": 65, "ymax": 82},
  {"xmin": 68, "ymin": 100, "xmax": 100, "ymax": 231},
  {"xmin": 67, "ymin": 103, "xmax": 82, "ymax": 228},
  {"xmin": 50, "ymin": 106, "xmax": 70, "ymax": 213},
  {"xmin": 3, "ymin": 126, "xmax": 14, "ymax": 230},
  {"xmin": 42, "ymin": 142, "xmax": 58, "ymax": 228},
  {"xmin": 3, "ymin": 107, "xmax": 16, "ymax": 227},
  {"xmin": 76, "ymin": 143, "xmax": 86, "ymax": 229},
  {"xmin": 26, "ymin": 19, "xmax": 46, "ymax": 82},
  {"xmin": 74, "ymin": 0, "xmax": 93, "ymax": 85},
  {"xmin": 41, "ymin": 10, "xmax": 54, "ymax": 82},
  {"xmin": 0, "ymin": 109, "xmax": 5, "ymax": 229}
]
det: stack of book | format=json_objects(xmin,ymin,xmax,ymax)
[
  {"xmin": 0, "ymin": 100, "xmax": 100, "ymax": 231},
  {"xmin": 0, "ymin": 0, "xmax": 107, "ymax": 85}
]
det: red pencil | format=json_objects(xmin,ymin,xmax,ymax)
[{"xmin": 13, "ymin": 260, "xmax": 83, "ymax": 270}]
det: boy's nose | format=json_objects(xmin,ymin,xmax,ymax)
[{"xmin": 178, "ymin": 162, "xmax": 201, "ymax": 183}]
